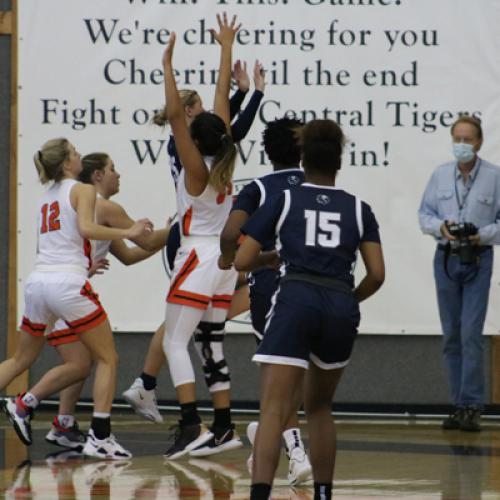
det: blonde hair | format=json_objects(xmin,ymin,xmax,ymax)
[
  {"xmin": 33, "ymin": 138, "xmax": 70, "ymax": 184},
  {"xmin": 152, "ymin": 89, "xmax": 200, "ymax": 127},
  {"xmin": 209, "ymin": 135, "xmax": 237, "ymax": 193}
]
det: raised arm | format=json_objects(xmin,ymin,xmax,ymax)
[
  {"xmin": 162, "ymin": 33, "xmax": 209, "ymax": 196},
  {"xmin": 229, "ymin": 60, "xmax": 249, "ymax": 119},
  {"xmin": 231, "ymin": 60, "xmax": 265, "ymax": 142},
  {"xmin": 212, "ymin": 13, "xmax": 241, "ymax": 130}
]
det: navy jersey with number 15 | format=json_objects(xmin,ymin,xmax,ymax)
[{"xmin": 242, "ymin": 183, "xmax": 380, "ymax": 288}]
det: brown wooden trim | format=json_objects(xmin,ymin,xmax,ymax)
[
  {"xmin": 0, "ymin": 10, "xmax": 12, "ymax": 35},
  {"xmin": 492, "ymin": 336, "xmax": 500, "ymax": 404},
  {"xmin": 6, "ymin": 0, "xmax": 27, "ymax": 395}
]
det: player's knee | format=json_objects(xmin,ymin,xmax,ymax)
[{"xmin": 194, "ymin": 321, "xmax": 230, "ymax": 392}]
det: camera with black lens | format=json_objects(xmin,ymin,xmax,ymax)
[{"xmin": 446, "ymin": 222, "xmax": 479, "ymax": 264}]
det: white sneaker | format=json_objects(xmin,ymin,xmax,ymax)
[
  {"xmin": 122, "ymin": 378, "xmax": 163, "ymax": 423},
  {"xmin": 246, "ymin": 421, "xmax": 258, "ymax": 475},
  {"xmin": 82, "ymin": 429, "xmax": 132, "ymax": 460},
  {"xmin": 2, "ymin": 397, "xmax": 33, "ymax": 445},
  {"xmin": 287, "ymin": 445, "xmax": 312, "ymax": 485}
]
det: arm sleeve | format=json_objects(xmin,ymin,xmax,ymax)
[
  {"xmin": 231, "ymin": 90, "xmax": 264, "ymax": 142},
  {"xmin": 361, "ymin": 202, "xmax": 381, "ymax": 243},
  {"xmin": 232, "ymin": 181, "xmax": 262, "ymax": 215},
  {"xmin": 478, "ymin": 173, "xmax": 500, "ymax": 245},
  {"xmin": 418, "ymin": 170, "xmax": 443, "ymax": 239},
  {"xmin": 229, "ymin": 89, "xmax": 248, "ymax": 121},
  {"xmin": 241, "ymin": 193, "xmax": 284, "ymax": 246}
]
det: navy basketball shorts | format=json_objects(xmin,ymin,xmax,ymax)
[
  {"xmin": 252, "ymin": 280, "xmax": 360, "ymax": 370},
  {"xmin": 248, "ymin": 269, "xmax": 278, "ymax": 343}
]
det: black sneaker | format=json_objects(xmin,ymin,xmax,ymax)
[
  {"xmin": 442, "ymin": 407, "xmax": 464, "ymax": 430},
  {"xmin": 460, "ymin": 406, "xmax": 481, "ymax": 432},
  {"xmin": 163, "ymin": 422, "xmax": 213, "ymax": 460},
  {"xmin": 189, "ymin": 424, "xmax": 243, "ymax": 457}
]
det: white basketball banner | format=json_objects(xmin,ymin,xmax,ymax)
[{"xmin": 17, "ymin": 0, "xmax": 500, "ymax": 334}]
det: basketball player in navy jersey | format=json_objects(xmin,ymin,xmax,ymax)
[
  {"xmin": 234, "ymin": 119, "xmax": 385, "ymax": 500},
  {"xmin": 219, "ymin": 117, "xmax": 312, "ymax": 485}
]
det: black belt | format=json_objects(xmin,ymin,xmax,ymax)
[
  {"xmin": 437, "ymin": 243, "xmax": 492, "ymax": 254},
  {"xmin": 281, "ymin": 273, "xmax": 353, "ymax": 295}
]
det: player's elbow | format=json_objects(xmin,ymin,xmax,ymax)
[{"xmin": 78, "ymin": 221, "xmax": 94, "ymax": 240}]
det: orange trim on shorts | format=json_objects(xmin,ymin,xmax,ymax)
[
  {"xmin": 20, "ymin": 316, "xmax": 46, "ymax": 337},
  {"xmin": 80, "ymin": 281, "xmax": 101, "ymax": 306},
  {"xmin": 182, "ymin": 206, "xmax": 193, "ymax": 236},
  {"xmin": 47, "ymin": 327, "xmax": 78, "ymax": 347},
  {"xmin": 167, "ymin": 249, "xmax": 211, "ymax": 310},
  {"xmin": 211, "ymin": 294, "xmax": 233, "ymax": 310},
  {"xmin": 66, "ymin": 307, "xmax": 107, "ymax": 334}
]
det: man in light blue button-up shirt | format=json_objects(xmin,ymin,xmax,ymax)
[{"xmin": 418, "ymin": 116, "xmax": 500, "ymax": 432}]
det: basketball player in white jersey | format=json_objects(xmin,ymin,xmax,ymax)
[
  {"xmin": 122, "ymin": 59, "xmax": 265, "ymax": 423},
  {"xmin": 161, "ymin": 14, "xmax": 243, "ymax": 459},
  {"xmin": 43, "ymin": 152, "xmax": 170, "ymax": 450},
  {"xmin": 0, "ymin": 138, "xmax": 152, "ymax": 459}
]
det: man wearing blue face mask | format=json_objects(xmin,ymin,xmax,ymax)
[{"xmin": 418, "ymin": 116, "xmax": 500, "ymax": 432}]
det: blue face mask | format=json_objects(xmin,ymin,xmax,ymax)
[{"xmin": 453, "ymin": 142, "xmax": 475, "ymax": 163}]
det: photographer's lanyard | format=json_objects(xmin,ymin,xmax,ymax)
[{"xmin": 454, "ymin": 159, "xmax": 481, "ymax": 219}]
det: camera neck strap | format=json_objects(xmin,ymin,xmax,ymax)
[{"xmin": 454, "ymin": 159, "xmax": 481, "ymax": 212}]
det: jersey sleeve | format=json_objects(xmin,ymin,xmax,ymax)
[
  {"xmin": 231, "ymin": 90, "xmax": 264, "ymax": 142},
  {"xmin": 241, "ymin": 193, "xmax": 285, "ymax": 246},
  {"xmin": 361, "ymin": 201, "xmax": 381, "ymax": 243},
  {"xmin": 232, "ymin": 181, "xmax": 262, "ymax": 215}
]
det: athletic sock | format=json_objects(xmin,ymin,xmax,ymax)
[
  {"xmin": 250, "ymin": 483, "xmax": 271, "ymax": 500},
  {"xmin": 180, "ymin": 402, "xmax": 201, "ymax": 426},
  {"xmin": 57, "ymin": 415, "xmax": 75, "ymax": 428},
  {"xmin": 140, "ymin": 372, "xmax": 157, "ymax": 391},
  {"xmin": 21, "ymin": 392, "xmax": 39, "ymax": 409},
  {"xmin": 213, "ymin": 407, "xmax": 231, "ymax": 429},
  {"xmin": 91, "ymin": 414, "xmax": 111, "ymax": 440},
  {"xmin": 283, "ymin": 427, "xmax": 302, "ymax": 452},
  {"xmin": 314, "ymin": 482, "xmax": 332, "ymax": 500},
  {"xmin": 16, "ymin": 393, "xmax": 38, "ymax": 417}
]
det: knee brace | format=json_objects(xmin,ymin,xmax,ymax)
[{"xmin": 194, "ymin": 321, "xmax": 230, "ymax": 392}]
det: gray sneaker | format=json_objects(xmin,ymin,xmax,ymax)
[{"xmin": 45, "ymin": 417, "xmax": 86, "ymax": 449}]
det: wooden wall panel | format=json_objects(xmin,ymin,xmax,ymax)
[
  {"xmin": 0, "ymin": 10, "xmax": 11, "ymax": 34},
  {"xmin": 6, "ymin": 1, "xmax": 28, "ymax": 395}
]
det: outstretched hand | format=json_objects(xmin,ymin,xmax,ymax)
[
  {"xmin": 162, "ymin": 32, "xmax": 176, "ymax": 67},
  {"xmin": 211, "ymin": 12, "xmax": 241, "ymax": 47},
  {"xmin": 253, "ymin": 60, "xmax": 265, "ymax": 92},
  {"xmin": 232, "ymin": 60, "xmax": 249, "ymax": 92}
]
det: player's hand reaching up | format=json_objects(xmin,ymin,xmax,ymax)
[
  {"xmin": 211, "ymin": 12, "xmax": 241, "ymax": 47},
  {"xmin": 162, "ymin": 32, "xmax": 176, "ymax": 68}
]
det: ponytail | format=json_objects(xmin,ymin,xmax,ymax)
[
  {"xmin": 33, "ymin": 138, "xmax": 70, "ymax": 184},
  {"xmin": 209, "ymin": 134, "xmax": 237, "ymax": 193}
]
